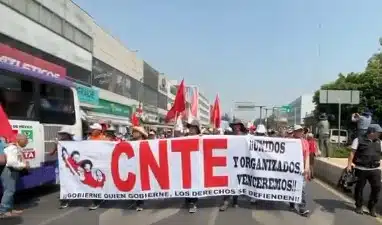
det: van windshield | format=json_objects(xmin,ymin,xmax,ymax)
[{"xmin": 331, "ymin": 130, "xmax": 347, "ymax": 136}]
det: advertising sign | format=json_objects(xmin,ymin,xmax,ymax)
[
  {"xmin": 0, "ymin": 43, "xmax": 66, "ymax": 79},
  {"xmin": 75, "ymin": 83, "xmax": 99, "ymax": 105},
  {"xmin": 94, "ymin": 99, "xmax": 131, "ymax": 118},
  {"xmin": 0, "ymin": 43, "xmax": 71, "ymax": 86},
  {"xmin": 10, "ymin": 120, "xmax": 44, "ymax": 168}
]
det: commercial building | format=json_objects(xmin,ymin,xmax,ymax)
[
  {"xmin": 198, "ymin": 91, "xmax": 211, "ymax": 125},
  {"xmin": 284, "ymin": 94, "xmax": 315, "ymax": 126},
  {"xmin": 169, "ymin": 80, "xmax": 211, "ymax": 126},
  {"xmin": 0, "ymin": 0, "xmax": 209, "ymax": 130}
]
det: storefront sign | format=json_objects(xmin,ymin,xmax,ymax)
[
  {"xmin": 94, "ymin": 99, "xmax": 131, "ymax": 117},
  {"xmin": 0, "ymin": 43, "xmax": 67, "ymax": 79},
  {"xmin": 75, "ymin": 83, "xmax": 99, "ymax": 105}
]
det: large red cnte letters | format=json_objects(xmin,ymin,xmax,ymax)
[
  {"xmin": 203, "ymin": 138, "xmax": 228, "ymax": 187},
  {"xmin": 139, "ymin": 140, "xmax": 170, "ymax": 191},
  {"xmin": 111, "ymin": 142, "xmax": 136, "ymax": 192},
  {"xmin": 171, "ymin": 138, "xmax": 199, "ymax": 189}
]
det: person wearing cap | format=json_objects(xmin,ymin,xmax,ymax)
[
  {"xmin": 131, "ymin": 126, "xmax": 148, "ymax": 211},
  {"xmin": 148, "ymin": 130, "xmax": 156, "ymax": 139},
  {"xmin": 49, "ymin": 126, "xmax": 75, "ymax": 209},
  {"xmin": 219, "ymin": 119, "xmax": 247, "ymax": 211},
  {"xmin": 352, "ymin": 109, "xmax": 372, "ymax": 137},
  {"xmin": 104, "ymin": 125, "xmax": 117, "ymax": 141},
  {"xmin": 87, "ymin": 123, "xmax": 108, "ymax": 210},
  {"xmin": 184, "ymin": 120, "xmax": 201, "ymax": 213},
  {"xmin": 290, "ymin": 125, "xmax": 310, "ymax": 216},
  {"xmin": 286, "ymin": 127, "xmax": 294, "ymax": 138},
  {"xmin": 88, "ymin": 123, "xmax": 106, "ymax": 141},
  {"xmin": 255, "ymin": 124, "xmax": 267, "ymax": 136},
  {"xmin": 347, "ymin": 124, "xmax": 382, "ymax": 217},
  {"xmin": 316, "ymin": 113, "xmax": 330, "ymax": 157}
]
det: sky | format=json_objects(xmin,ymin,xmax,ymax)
[{"xmin": 74, "ymin": 0, "xmax": 382, "ymax": 120}]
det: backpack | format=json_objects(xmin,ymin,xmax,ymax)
[{"xmin": 337, "ymin": 168, "xmax": 357, "ymax": 193}]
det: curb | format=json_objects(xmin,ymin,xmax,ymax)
[{"xmin": 314, "ymin": 158, "xmax": 382, "ymax": 212}]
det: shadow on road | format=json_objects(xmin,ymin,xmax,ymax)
[
  {"xmin": 314, "ymin": 198, "xmax": 354, "ymax": 213},
  {"xmin": 14, "ymin": 185, "xmax": 59, "ymax": 210}
]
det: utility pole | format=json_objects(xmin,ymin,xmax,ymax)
[
  {"xmin": 254, "ymin": 105, "xmax": 266, "ymax": 125},
  {"xmin": 264, "ymin": 108, "xmax": 272, "ymax": 128}
]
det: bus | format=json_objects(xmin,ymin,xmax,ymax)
[{"xmin": 0, "ymin": 44, "xmax": 82, "ymax": 190}]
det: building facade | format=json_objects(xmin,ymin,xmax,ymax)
[
  {"xmin": 0, "ymin": 0, "xmax": 210, "ymax": 130},
  {"xmin": 284, "ymin": 94, "xmax": 315, "ymax": 126},
  {"xmin": 198, "ymin": 90, "xmax": 210, "ymax": 125},
  {"xmin": 168, "ymin": 80, "xmax": 211, "ymax": 126}
]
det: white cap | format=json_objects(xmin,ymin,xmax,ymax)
[
  {"xmin": 58, "ymin": 126, "xmax": 74, "ymax": 135},
  {"xmin": 89, "ymin": 123, "xmax": 102, "ymax": 130},
  {"xmin": 107, "ymin": 125, "xmax": 116, "ymax": 131},
  {"xmin": 293, "ymin": 124, "xmax": 303, "ymax": 131},
  {"xmin": 256, "ymin": 124, "xmax": 266, "ymax": 134},
  {"xmin": 225, "ymin": 127, "xmax": 233, "ymax": 132}
]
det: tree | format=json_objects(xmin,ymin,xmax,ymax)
[{"xmin": 313, "ymin": 38, "xmax": 382, "ymax": 129}]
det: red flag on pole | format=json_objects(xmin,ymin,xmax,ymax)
[
  {"xmin": 0, "ymin": 105, "xmax": 15, "ymax": 142},
  {"xmin": 212, "ymin": 95, "xmax": 221, "ymax": 128},
  {"xmin": 165, "ymin": 79, "xmax": 186, "ymax": 122},
  {"xmin": 131, "ymin": 103, "xmax": 142, "ymax": 126}
]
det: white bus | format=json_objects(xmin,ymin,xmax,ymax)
[{"xmin": 0, "ymin": 52, "xmax": 82, "ymax": 190}]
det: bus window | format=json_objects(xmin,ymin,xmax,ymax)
[
  {"xmin": 39, "ymin": 83, "xmax": 75, "ymax": 125},
  {"xmin": 0, "ymin": 73, "xmax": 36, "ymax": 120}
]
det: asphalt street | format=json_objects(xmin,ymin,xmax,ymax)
[{"xmin": 1, "ymin": 179, "xmax": 381, "ymax": 225}]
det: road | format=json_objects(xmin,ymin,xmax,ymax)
[{"xmin": 2, "ymin": 179, "xmax": 381, "ymax": 225}]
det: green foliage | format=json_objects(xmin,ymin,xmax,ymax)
[
  {"xmin": 313, "ymin": 39, "xmax": 382, "ymax": 128},
  {"xmin": 331, "ymin": 145, "xmax": 351, "ymax": 158}
]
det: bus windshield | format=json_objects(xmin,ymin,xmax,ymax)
[{"xmin": 0, "ymin": 70, "xmax": 75, "ymax": 125}]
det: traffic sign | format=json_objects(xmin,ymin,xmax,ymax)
[{"xmin": 280, "ymin": 105, "xmax": 291, "ymax": 113}]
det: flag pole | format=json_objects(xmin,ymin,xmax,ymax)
[{"xmin": 172, "ymin": 111, "xmax": 179, "ymax": 137}]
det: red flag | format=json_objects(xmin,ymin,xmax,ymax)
[
  {"xmin": 165, "ymin": 79, "xmax": 186, "ymax": 122},
  {"xmin": 131, "ymin": 103, "xmax": 142, "ymax": 126},
  {"xmin": 0, "ymin": 105, "xmax": 15, "ymax": 142},
  {"xmin": 212, "ymin": 95, "xmax": 221, "ymax": 128}
]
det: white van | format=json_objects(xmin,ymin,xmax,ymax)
[{"xmin": 330, "ymin": 129, "xmax": 348, "ymax": 144}]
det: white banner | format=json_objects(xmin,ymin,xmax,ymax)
[{"xmin": 58, "ymin": 135, "xmax": 304, "ymax": 203}]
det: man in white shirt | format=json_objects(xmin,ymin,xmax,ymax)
[{"xmin": 0, "ymin": 134, "xmax": 29, "ymax": 218}]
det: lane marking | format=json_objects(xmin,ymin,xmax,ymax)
[
  {"xmin": 313, "ymin": 178, "xmax": 382, "ymax": 224},
  {"xmin": 36, "ymin": 207, "xmax": 82, "ymax": 225}
]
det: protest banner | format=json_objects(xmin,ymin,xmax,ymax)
[{"xmin": 58, "ymin": 135, "xmax": 304, "ymax": 203}]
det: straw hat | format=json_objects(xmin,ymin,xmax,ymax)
[{"xmin": 132, "ymin": 126, "xmax": 148, "ymax": 138}]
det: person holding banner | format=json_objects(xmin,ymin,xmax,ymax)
[
  {"xmin": 185, "ymin": 120, "xmax": 202, "ymax": 213},
  {"xmin": 88, "ymin": 123, "xmax": 108, "ymax": 210},
  {"xmin": 289, "ymin": 125, "xmax": 310, "ymax": 216},
  {"xmin": 130, "ymin": 126, "xmax": 149, "ymax": 211},
  {"xmin": 220, "ymin": 119, "xmax": 247, "ymax": 211},
  {"xmin": 49, "ymin": 126, "xmax": 76, "ymax": 209}
]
